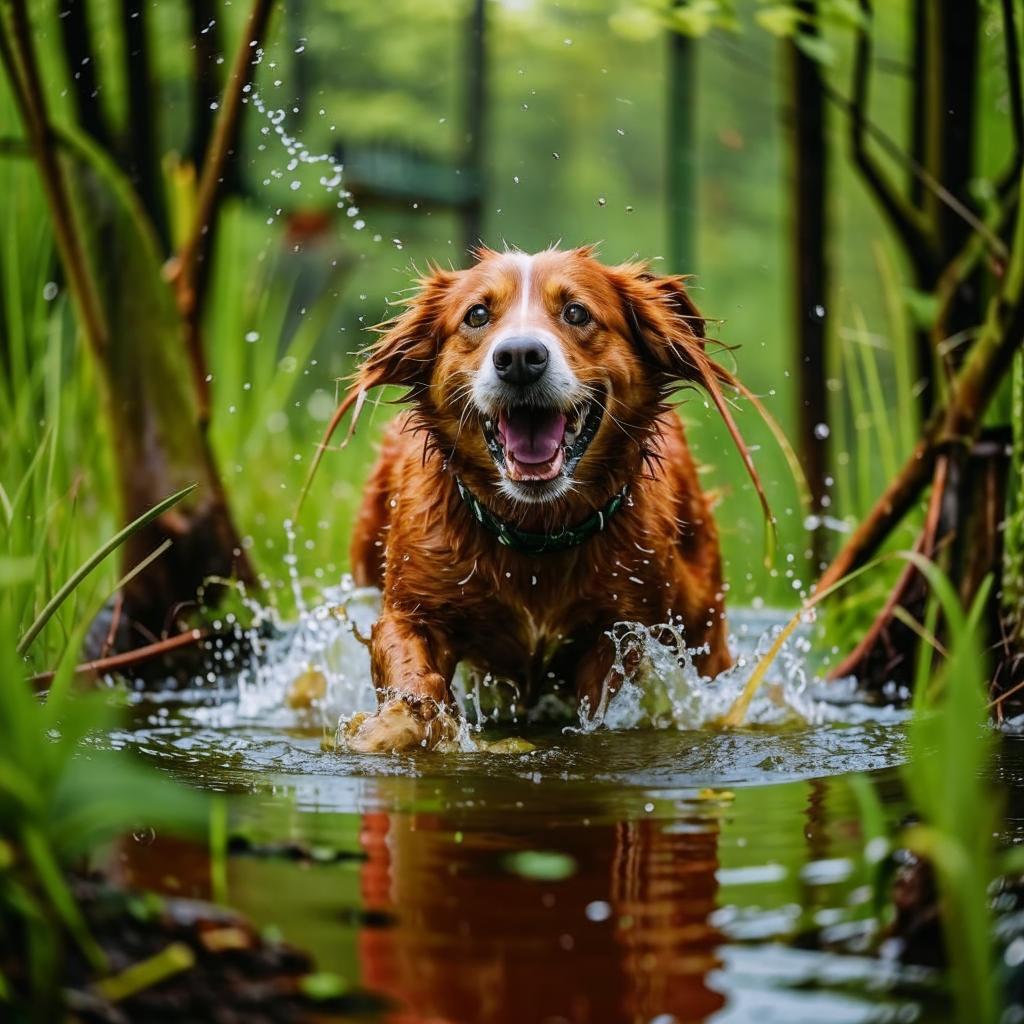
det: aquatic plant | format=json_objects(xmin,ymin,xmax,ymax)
[
  {"xmin": 0, "ymin": 426, "xmax": 206, "ymax": 1016},
  {"xmin": 852, "ymin": 557, "xmax": 1001, "ymax": 1023}
]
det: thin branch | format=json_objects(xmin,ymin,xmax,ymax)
[
  {"xmin": 169, "ymin": 0, "xmax": 272, "ymax": 429},
  {"xmin": 29, "ymin": 628, "xmax": 210, "ymax": 692},
  {"xmin": 829, "ymin": 77, "xmax": 1008, "ymax": 265},
  {"xmin": 826, "ymin": 456, "xmax": 949, "ymax": 680},
  {"xmin": 713, "ymin": 27, "xmax": 1004, "ymax": 263},
  {"xmin": 0, "ymin": 0, "xmax": 109, "ymax": 355},
  {"xmin": 849, "ymin": 0, "xmax": 934, "ymax": 272},
  {"xmin": 930, "ymin": 184, "xmax": 1019, "ymax": 395},
  {"xmin": 817, "ymin": 205, "xmax": 1024, "ymax": 594}
]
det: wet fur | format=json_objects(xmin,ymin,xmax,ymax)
[{"xmin": 344, "ymin": 247, "xmax": 731, "ymax": 751}]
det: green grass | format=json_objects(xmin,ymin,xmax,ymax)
[
  {"xmin": 853, "ymin": 558, "xmax": 1001, "ymax": 1024},
  {"xmin": 0, "ymin": 421, "xmax": 207, "ymax": 1016}
]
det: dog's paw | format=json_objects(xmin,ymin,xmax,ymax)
[{"xmin": 343, "ymin": 698, "xmax": 432, "ymax": 753}]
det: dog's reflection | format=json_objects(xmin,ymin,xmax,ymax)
[{"xmin": 359, "ymin": 810, "xmax": 725, "ymax": 1024}]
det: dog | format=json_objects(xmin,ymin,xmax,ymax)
[{"xmin": 330, "ymin": 246, "xmax": 766, "ymax": 752}]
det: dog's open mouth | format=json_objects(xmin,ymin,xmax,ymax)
[{"xmin": 481, "ymin": 396, "xmax": 604, "ymax": 483}]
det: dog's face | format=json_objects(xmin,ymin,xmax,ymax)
[{"xmin": 355, "ymin": 247, "xmax": 709, "ymax": 506}]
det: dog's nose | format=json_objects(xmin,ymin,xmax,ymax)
[{"xmin": 492, "ymin": 336, "xmax": 549, "ymax": 385}]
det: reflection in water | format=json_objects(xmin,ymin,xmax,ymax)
[
  {"xmin": 101, "ymin": 769, "xmax": 946, "ymax": 1023},
  {"xmin": 358, "ymin": 811, "xmax": 724, "ymax": 1024},
  {"xmin": 97, "ymin": 601, "xmax": 940, "ymax": 1023}
]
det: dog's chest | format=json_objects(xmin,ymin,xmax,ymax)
[{"xmin": 447, "ymin": 558, "xmax": 595, "ymax": 671}]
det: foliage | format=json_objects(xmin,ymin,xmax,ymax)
[
  {"xmin": 855, "ymin": 558, "xmax": 1000, "ymax": 1023},
  {"xmin": 0, "ymin": 434, "xmax": 207, "ymax": 1017},
  {"xmin": 903, "ymin": 559, "xmax": 997, "ymax": 1023},
  {"xmin": 2, "ymin": 0, "xmax": 1024, "ymax": 1012},
  {"xmin": 0, "ymin": 87, "xmax": 206, "ymax": 1014}
]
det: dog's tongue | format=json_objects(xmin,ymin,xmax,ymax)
[{"xmin": 498, "ymin": 408, "xmax": 566, "ymax": 464}]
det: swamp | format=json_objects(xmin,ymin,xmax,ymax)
[{"xmin": 3, "ymin": 0, "xmax": 1024, "ymax": 1021}]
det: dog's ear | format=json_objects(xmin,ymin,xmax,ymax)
[
  {"xmin": 611, "ymin": 263, "xmax": 706, "ymax": 379},
  {"xmin": 356, "ymin": 267, "xmax": 456, "ymax": 394},
  {"xmin": 608, "ymin": 262, "xmax": 784, "ymax": 560},
  {"xmin": 294, "ymin": 267, "xmax": 456, "ymax": 517}
]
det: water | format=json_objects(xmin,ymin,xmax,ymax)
[{"xmin": 102, "ymin": 598, "xmax": 955, "ymax": 1023}]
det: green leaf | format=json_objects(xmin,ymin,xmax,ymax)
[
  {"xmin": 502, "ymin": 850, "xmax": 577, "ymax": 881},
  {"xmin": 608, "ymin": 5, "xmax": 664, "ymax": 41},
  {"xmin": 905, "ymin": 287, "xmax": 940, "ymax": 330},
  {"xmin": 17, "ymin": 484, "xmax": 196, "ymax": 655},
  {"xmin": 96, "ymin": 942, "xmax": 195, "ymax": 1002},
  {"xmin": 755, "ymin": 6, "xmax": 802, "ymax": 37},
  {"xmin": 793, "ymin": 31, "xmax": 835, "ymax": 65},
  {"xmin": 300, "ymin": 972, "xmax": 350, "ymax": 1001},
  {"xmin": 666, "ymin": 0, "xmax": 729, "ymax": 37}
]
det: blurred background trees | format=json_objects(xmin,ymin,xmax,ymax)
[{"xmin": 2, "ymin": 0, "xmax": 1023, "ymax": 694}]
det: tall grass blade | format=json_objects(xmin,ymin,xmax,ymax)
[{"xmin": 16, "ymin": 484, "xmax": 196, "ymax": 656}]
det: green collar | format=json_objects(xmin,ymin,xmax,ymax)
[{"xmin": 454, "ymin": 477, "xmax": 630, "ymax": 554}]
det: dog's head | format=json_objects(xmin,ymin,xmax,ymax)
[{"xmin": 352, "ymin": 246, "xmax": 714, "ymax": 507}]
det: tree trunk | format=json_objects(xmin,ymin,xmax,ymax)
[
  {"xmin": 72, "ymin": 149, "xmax": 254, "ymax": 652},
  {"xmin": 56, "ymin": 0, "xmax": 111, "ymax": 153},
  {"xmin": 832, "ymin": 0, "xmax": 1004, "ymax": 689},
  {"xmin": 1, "ymin": 0, "xmax": 255, "ymax": 657},
  {"xmin": 787, "ymin": 0, "xmax": 830, "ymax": 571},
  {"xmin": 121, "ymin": 0, "xmax": 168, "ymax": 251},
  {"xmin": 461, "ymin": 0, "xmax": 487, "ymax": 257},
  {"xmin": 666, "ymin": 18, "xmax": 697, "ymax": 274}
]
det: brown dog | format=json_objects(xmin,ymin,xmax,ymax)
[{"xmin": 340, "ymin": 246, "xmax": 744, "ymax": 752}]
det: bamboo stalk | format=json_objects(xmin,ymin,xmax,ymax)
[
  {"xmin": 0, "ymin": 0, "xmax": 109, "ymax": 355},
  {"xmin": 169, "ymin": 0, "xmax": 272, "ymax": 428},
  {"xmin": 817, "ymin": 167, "xmax": 1024, "ymax": 594}
]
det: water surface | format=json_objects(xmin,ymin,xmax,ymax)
[{"xmin": 103, "ymin": 603, "xmax": 951, "ymax": 1023}]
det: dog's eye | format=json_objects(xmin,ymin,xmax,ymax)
[
  {"xmin": 563, "ymin": 302, "xmax": 590, "ymax": 326},
  {"xmin": 464, "ymin": 304, "xmax": 490, "ymax": 328}
]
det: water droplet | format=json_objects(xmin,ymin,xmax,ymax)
[
  {"xmin": 813, "ymin": 422, "xmax": 830, "ymax": 440},
  {"xmin": 42, "ymin": 281, "xmax": 58, "ymax": 301}
]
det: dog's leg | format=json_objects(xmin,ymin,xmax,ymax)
[
  {"xmin": 347, "ymin": 612, "xmax": 454, "ymax": 753},
  {"xmin": 574, "ymin": 634, "xmax": 632, "ymax": 722}
]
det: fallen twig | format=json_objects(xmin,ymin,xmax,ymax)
[{"xmin": 30, "ymin": 628, "xmax": 210, "ymax": 692}]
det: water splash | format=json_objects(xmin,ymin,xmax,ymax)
[
  {"xmin": 241, "ymin": 49, "xmax": 376, "ymax": 235},
  {"xmin": 586, "ymin": 613, "xmax": 861, "ymax": 733},
  {"xmin": 185, "ymin": 581, "xmax": 895, "ymax": 751}
]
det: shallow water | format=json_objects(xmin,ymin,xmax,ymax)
[{"xmin": 101, "ymin": 601, "xmax": 962, "ymax": 1023}]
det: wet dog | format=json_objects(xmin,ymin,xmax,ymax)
[{"xmin": 333, "ymin": 246, "xmax": 763, "ymax": 752}]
